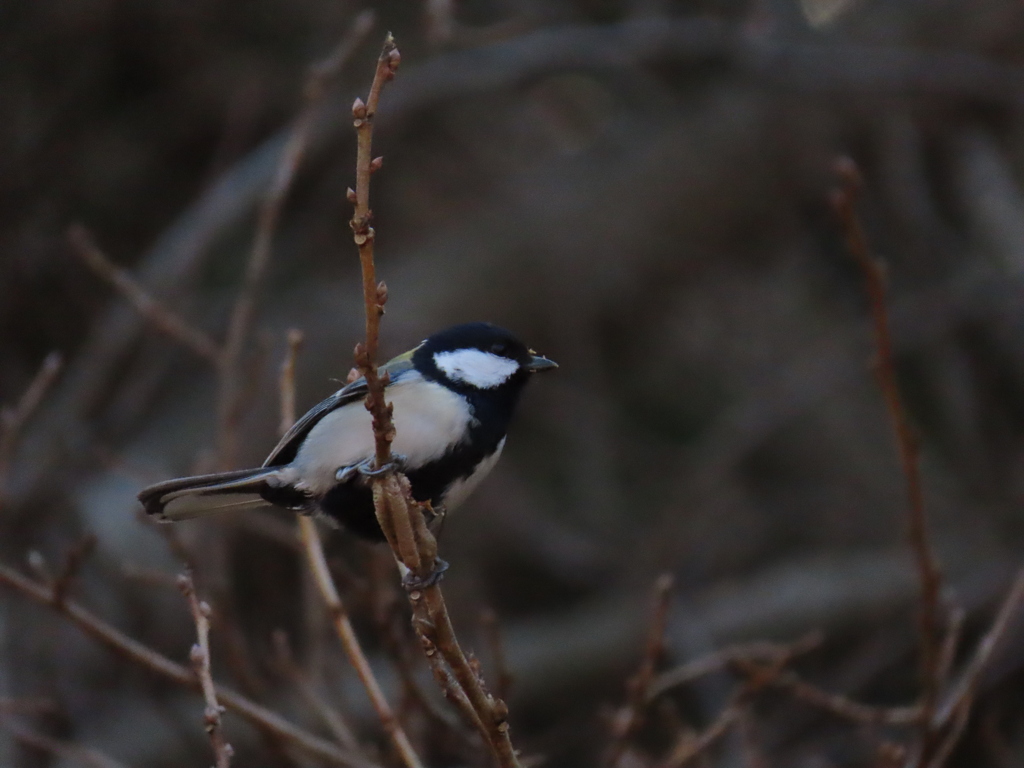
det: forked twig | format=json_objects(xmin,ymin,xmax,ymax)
[
  {"xmin": 930, "ymin": 567, "xmax": 1024, "ymax": 766},
  {"xmin": 831, "ymin": 157, "xmax": 945, "ymax": 759},
  {"xmin": 603, "ymin": 574, "xmax": 674, "ymax": 767},
  {"xmin": 178, "ymin": 571, "xmax": 233, "ymax": 768},
  {"xmin": 0, "ymin": 563, "xmax": 376, "ymax": 768}
]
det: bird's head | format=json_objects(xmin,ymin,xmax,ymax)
[{"xmin": 413, "ymin": 322, "xmax": 557, "ymax": 393}]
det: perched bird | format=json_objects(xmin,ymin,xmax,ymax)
[{"xmin": 139, "ymin": 322, "xmax": 557, "ymax": 541}]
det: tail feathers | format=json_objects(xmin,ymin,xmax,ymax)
[{"xmin": 139, "ymin": 467, "xmax": 284, "ymax": 522}]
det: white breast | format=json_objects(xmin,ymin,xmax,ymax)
[{"xmin": 292, "ymin": 373, "xmax": 473, "ymax": 493}]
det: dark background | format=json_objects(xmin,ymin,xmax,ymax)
[{"xmin": 3, "ymin": 0, "xmax": 1024, "ymax": 766}]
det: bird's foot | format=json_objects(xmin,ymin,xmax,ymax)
[
  {"xmin": 402, "ymin": 558, "xmax": 449, "ymax": 591},
  {"xmin": 335, "ymin": 455, "xmax": 406, "ymax": 483}
]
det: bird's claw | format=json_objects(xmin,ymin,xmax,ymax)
[
  {"xmin": 402, "ymin": 558, "xmax": 449, "ymax": 591},
  {"xmin": 335, "ymin": 455, "xmax": 406, "ymax": 483}
]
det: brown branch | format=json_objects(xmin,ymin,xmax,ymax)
[
  {"xmin": 0, "ymin": 562, "xmax": 377, "ymax": 768},
  {"xmin": 831, "ymin": 156, "xmax": 944, "ymax": 757},
  {"xmin": 51, "ymin": 533, "xmax": 97, "ymax": 605},
  {"xmin": 67, "ymin": 226, "xmax": 221, "ymax": 364},
  {"xmin": 297, "ymin": 514, "xmax": 424, "ymax": 768},
  {"xmin": 347, "ymin": 34, "xmax": 522, "ymax": 768},
  {"xmin": 604, "ymin": 573, "xmax": 674, "ymax": 767},
  {"xmin": 0, "ymin": 714, "xmax": 131, "ymax": 768},
  {"xmin": 659, "ymin": 703, "xmax": 742, "ymax": 768},
  {"xmin": 930, "ymin": 567, "xmax": 1024, "ymax": 765},
  {"xmin": 648, "ymin": 633, "xmax": 822, "ymax": 701},
  {"xmin": 178, "ymin": 571, "xmax": 233, "ymax": 768},
  {"xmin": 0, "ymin": 351, "xmax": 63, "ymax": 500},
  {"xmin": 278, "ymin": 329, "xmax": 423, "ymax": 768}
]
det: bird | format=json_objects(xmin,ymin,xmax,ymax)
[{"xmin": 138, "ymin": 322, "xmax": 557, "ymax": 541}]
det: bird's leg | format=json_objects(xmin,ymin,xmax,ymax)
[
  {"xmin": 401, "ymin": 557, "xmax": 449, "ymax": 591},
  {"xmin": 334, "ymin": 454, "xmax": 407, "ymax": 483},
  {"xmin": 357, "ymin": 454, "xmax": 406, "ymax": 478}
]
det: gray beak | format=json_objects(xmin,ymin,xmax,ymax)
[{"xmin": 527, "ymin": 354, "xmax": 558, "ymax": 372}]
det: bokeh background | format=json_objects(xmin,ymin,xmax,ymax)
[{"xmin": 3, "ymin": 0, "xmax": 1024, "ymax": 766}]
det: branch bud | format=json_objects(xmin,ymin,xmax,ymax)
[
  {"xmin": 352, "ymin": 97, "xmax": 367, "ymax": 119},
  {"xmin": 370, "ymin": 156, "xmax": 383, "ymax": 173},
  {"xmin": 376, "ymin": 281, "xmax": 388, "ymax": 304},
  {"xmin": 346, "ymin": 187, "xmax": 357, "ymax": 204}
]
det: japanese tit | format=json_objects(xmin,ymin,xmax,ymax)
[{"xmin": 138, "ymin": 322, "xmax": 557, "ymax": 540}]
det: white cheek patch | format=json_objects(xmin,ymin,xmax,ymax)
[{"xmin": 433, "ymin": 349, "xmax": 519, "ymax": 388}]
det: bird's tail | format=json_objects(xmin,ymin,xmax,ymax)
[{"xmin": 139, "ymin": 467, "xmax": 288, "ymax": 522}]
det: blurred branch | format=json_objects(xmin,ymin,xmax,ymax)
[
  {"xmin": 67, "ymin": 226, "xmax": 221, "ymax": 364},
  {"xmin": 0, "ymin": 714, "xmax": 130, "ymax": 768},
  {"xmin": 832, "ymin": 157, "xmax": 944, "ymax": 760},
  {"xmin": 279, "ymin": 327, "xmax": 422, "ymax": 768},
  {"xmin": 271, "ymin": 630, "xmax": 361, "ymax": 753},
  {"xmin": 178, "ymin": 571, "xmax": 234, "ymax": 768},
  {"xmin": 0, "ymin": 351, "xmax": 62, "ymax": 502},
  {"xmin": 931, "ymin": 567, "xmax": 1024, "ymax": 766},
  {"xmin": 216, "ymin": 9, "xmax": 375, "ymax": 467},
  {"xmin": 0, "ymin": 562, "xmax": 377, "ymax": 768},
  {"xmin": 604, "ymin": 574, "xmax": 674, "ymax": 767},
  {"xmin": 481, "ymin": 608, "xmax": 514, "ymax": 703}
]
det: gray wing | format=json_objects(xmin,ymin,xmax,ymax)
[{"xmin": 263, "ymin": 352, "xmax": 417, "ymax": 467}]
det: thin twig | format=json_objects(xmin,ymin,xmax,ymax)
[
  {"xmin": 648, "ymin": 632, "xmax": 823, "ymax": 701},
  {"xmin": 0, "ymin": 562, "xmax": 376, "ymax": 768},
  {"xmin": 271, "ymin": 630, "xmax": 361, "ymax": 752},
  {"xmin": 297, "ymin": 514, "xmax": 424, "ymax": 768},
  {"xmin": 604, "ymin": 573, "xmax": 674, "ymax": 767},
  {"xmin": 67, "ymin": 226, "xmax": 220, "ymax": 364},
  {"xmin": 0, "ymin": 351, "xmax": 63, "ymax": 499},
  {"xmin": 279, "ymin": 330, "xmax": 423, "ymax": 768},
  {"xmin": 215, "ymin": 11, "xmax": 375, "ymax": 467},
  {"xmin": 178, "ymin": 571, "xmax": 233, "ymax": 768},
  {"xmin": 51, "ymin": 534, "xmax": 97, "ymax": 605},
  {"xmin": 930, "ymin": 567, "xmax": 1024, "ymax": 766},
  {"xmin": 0, "ymin": 714, "xmax": 131, "ymax": 768},
  {"xmin": 831, "ymin": 157, "xmax": 945, "ymax": 758},
  {"xmin": 659, "ymin": 703, "xmax": 742, "ymax": 768}
]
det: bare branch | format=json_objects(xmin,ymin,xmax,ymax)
[
  {"xmin": 0, "ymin": 351, "xmax": 63, "ymax": 500},
  {"xmin": 271, "ymin": 630, "xmax": 361, "ymax": 752},
  {"xmin": 931, "ymin": 567, "xmax": 1024, "ymax": 765},
  {"xmin": 278, "ymin": 323, "xmax": 422, "ymax": 768},
  {"xmin": 831, "ymin": 157, "xmax": 944, "ymax": 757},
  {"xmin": 0, "ymin": 562, "xmax": 377, "ymax": 768},
  {"xmin": 604, "ymin": 573, "xmax": 674, "ymax": 767},
  {"xmin": 67, "ymin": 225, "xmax": 221, "ymax": 364},
  {"xmin": 0, "ymin": 714, "xmax": 131, "ymax": 768},
  {"xmin": 178, "ymin": 571, "xmax": 233, "ymax": 768},
  {"xmin": 216, "ymin": 11, "xmax": 375, "ymax": 467}
]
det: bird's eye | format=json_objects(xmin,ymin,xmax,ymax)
[{"xmin": 490, "ymin": 342, "xmax": 507, "ymax": 355}]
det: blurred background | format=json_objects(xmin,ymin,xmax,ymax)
[{"xmin": 3, "ymin": 0, "xmax": 1024, "ymax": 766}]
